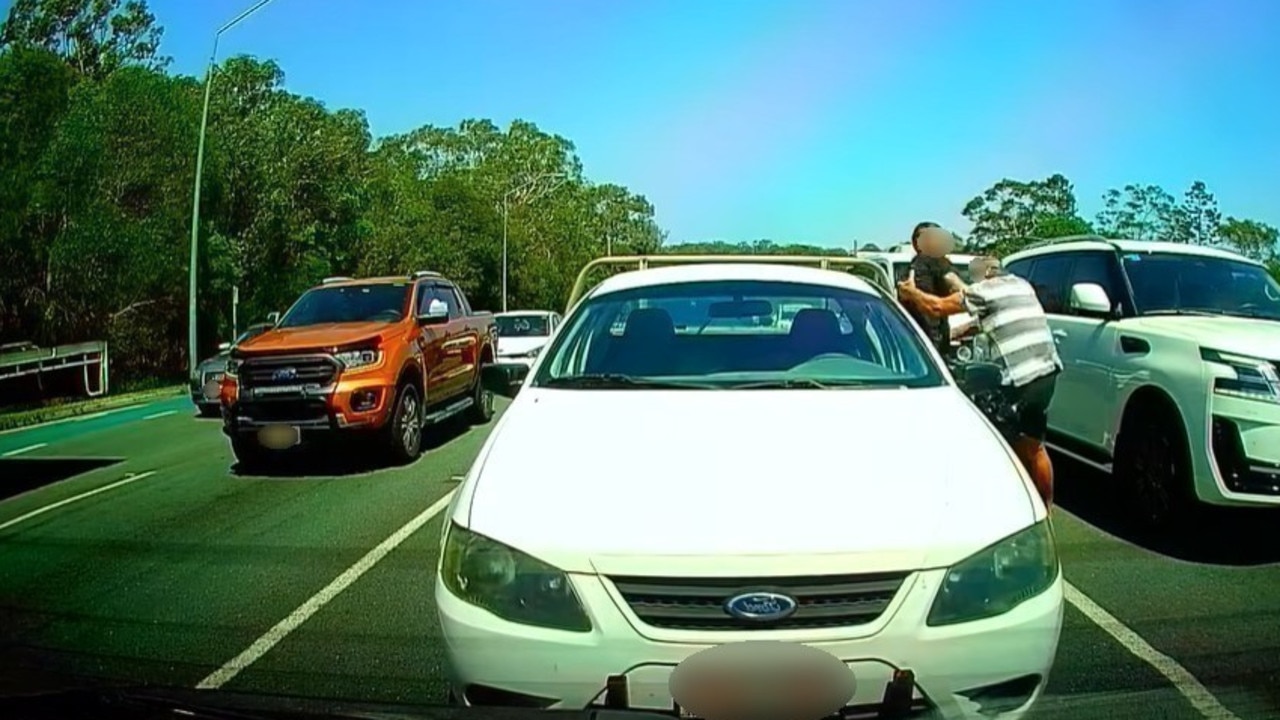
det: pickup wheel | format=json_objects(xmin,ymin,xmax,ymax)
[
  {"xmin": 466, "ymin": 370, "xmax": 494, "ymax": 425},
  {"xmin": 384, "ymin": 382, "xmax": 423, "ymax": 464},
  {"xmin": 230, "ymin": 435, "xmax": 272, "ymax": 473},
  {"xmin": 1115, "ymin": 404, "xmax": 1196, "ymax": 533}
]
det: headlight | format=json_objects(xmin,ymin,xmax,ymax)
[
  {"xmin": 440, "ymin": 522, "xmax": 592, "ymax": 632},
  {"xmin": 927, "ymin": 520, "xmax": 1059, "ymax": 626},
  {"xmin": 334, "ymin": 348, "xmax": 381, "ymax": 370},
  {"xmin": 1201, "ymin": 348, "xmax": 1279, "ymax": 404},
  {"xmin": 523, "ymin": 346, "xmax": 542, "ymax": 359}
]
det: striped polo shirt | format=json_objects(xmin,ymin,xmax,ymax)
[{"xmin": 962, "ymin": 274, "xmax": 1063, "ymax": 388}]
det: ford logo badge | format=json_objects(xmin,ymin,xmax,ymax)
[
  {"xmin": 272, "ymin": 367, "xmax": 298, "ymax": 381},
  {"xmin": 724, "ymin": 591, "xmax": 798, "ymax": 622}
]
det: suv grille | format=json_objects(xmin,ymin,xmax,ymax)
[
  {"xmin": 239, "ymin": 355, "xmax": 338, "ymax": 390},
  {"xmin": 610, "ymin": 572, "xmax": 908, "ymax": 630}
]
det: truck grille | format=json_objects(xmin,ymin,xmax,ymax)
[
  {"xmin": 238, "ymin": 399, "xmax": 330, "ymax": 425},
  {"xmin": 610, "ymin": 572, "xmax": 908, "ymax": 631},
  {"xmin": 239, "ymin": 355, "xmax": 338, "ymax": 390}
]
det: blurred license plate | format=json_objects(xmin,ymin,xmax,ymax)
[{"xmin": 258, "ymin": 425, "xmax": 300, "ymax": 450}]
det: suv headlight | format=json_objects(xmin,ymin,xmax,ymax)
[
  {"xmin": 927, "ymin": 520, "xmax": 1059, "ymax": 627},
  {"xmin": 440, "ymin": 523, "xmax": 592, "ymax": 632},
  {"xmin": 334, "ymin": 348, "xmax": 381, "ymax": 370},
  {"xmin": 1201, "ymin": 348, "xmax": 1279, "ymax": 404}
]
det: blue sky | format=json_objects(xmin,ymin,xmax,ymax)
[{"xmin": 153, "ymin": 0, "xmax": 1279, "ymax": 248}]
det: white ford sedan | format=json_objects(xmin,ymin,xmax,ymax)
[{"xmin": 436, "ymin": 260, "xmax": 1063, "ymax": 720}]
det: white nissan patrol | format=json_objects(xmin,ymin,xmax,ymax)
[
  {"xmin": 1001, "ymin": 238, "xmax": 1280, "ymax": 528},
  {"xmin": 437, "ymin": 256, "xmax": 1063, "ymax": 720}
]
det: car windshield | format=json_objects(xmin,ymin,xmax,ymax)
[
  {"xmin": 533, "ymin": 279, "xmax": 943, "ymax": 389},
  {"xmin": 276, "ymin": 284, "xmax": 411, "ymax": 328},
  {"xmin": 496, "ymin": 315, "xmax": 550, "ymax": 337},
  {"xmin": 1123, "ymin": 253, "xmax": 1280, "ymax": 320}
]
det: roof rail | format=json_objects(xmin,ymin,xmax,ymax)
[
  {"xmin": 1015, "ymin": 234, "xmax": 1115, "ymax": 254},
  {"xmin": 565, "ymin": 254, "xmax": 893, "ymax": 313},
  {"xmin": 412, "ymin": 270, "xmax": 442, "ymax": 279},
  {"xmin": 321, "ymin": 276, "xmax": 354, "ymax": 284}
]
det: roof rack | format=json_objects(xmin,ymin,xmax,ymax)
[
  {"xmin": 411, "ymin": 270, "xmax": 442, "ymax": 279},
  {"xmin": 565, "ymin": 254, "xmax": 894, "ymax": 313},
  {"xmin": 321, "ymin": 276, "xmax": 354, "ymax": 284},
  {"xmin": 1015, "ymin": 234, "xmax": 1115, "ymax": 254}
]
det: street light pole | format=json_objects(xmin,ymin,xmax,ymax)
[
  {"xmin": 187, "ymin": 0, "xmax": 276, "ymax": 380},
  {"xmin": 501, "ymin": 172, "xmax": 565, "ymax": 313}
]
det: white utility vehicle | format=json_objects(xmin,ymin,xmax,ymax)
[
  {"xmin": 439, "ymin": 255, "xmax": 1062, "ymax": 720},
  {"xmin": 1002, "ymin": 237, "xmax": 1280, "ymax": 527},
  {"xmin": 495, "ymin": 310, "xmax": 562, "ymax": 368}
]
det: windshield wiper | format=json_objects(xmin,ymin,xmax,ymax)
[
  {"xmin": 1142, "ymin": 309, "xmax": 1224, "ymax": 317},
  {"xmin": 540, "ymin": 374, "xmax": 714, "ymax": 389},
  {"xmin": 730, "ymin": 378, "xmax": 904, "ymax": 390}
]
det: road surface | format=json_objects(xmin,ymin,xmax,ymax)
[{"xmin": 0, "ymin": 396, "xmax": 1278, "ymax": 718}]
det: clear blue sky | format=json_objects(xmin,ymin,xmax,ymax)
[{"xmin": 153, "ymin": 0, "xmax": 1279, "ymax": 248}]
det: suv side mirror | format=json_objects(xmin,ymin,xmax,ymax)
[
  {"xmin": 1069, "ymin": 283, "xmax": 1113, "ymax": 317},
  {"xmin": 267, "ymin": 311, "xmax": 282, "ymax": 325},
  {"xmin": 418, "ymin": 298, "xmax": 449, "ymax": 324},
  {"xmin": 482, "ymin": 363, "xmax": 528, "ymax": 399},
  {"xmin": 217, "ymin": 341, "xmax": 232, "ymax": 352}
]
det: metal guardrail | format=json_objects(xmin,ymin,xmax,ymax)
[
  {"xmin": 0, "ymin": 340, "xmax": 110, "ymax": 397},
  {"xmin": 565, "ymin": 255, "xmax": 895, "ymax": 313}
]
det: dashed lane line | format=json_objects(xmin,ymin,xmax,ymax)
[
  {"xmin": 0, "ymin": 471, "xmax": 158, "ymax": 533},
  {"xmin": 143, "ymin": 410, "xmax": 178, "ymax": 420},
  {"xmin": 195, "ymin": 489, "xmax": 458, "ymax": 689},
  {"xmin": 1, "ymin": 443, "xmax": 47, "ymax": 457}
]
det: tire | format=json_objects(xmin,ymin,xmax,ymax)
[
  {"xmin": 1114, "ymin": 404, "xmax": 1196, "ymax": 532},
  {"xmin": 230, "ymin": 435, "xmax": 272, "ymax": 472},
  {"xmin": 383, "ymin": 382, "xmax": 423, "ymax": 465},
  {"xmin": 466, "ymin": 369, "xmax": 495, "ymax": 426}
]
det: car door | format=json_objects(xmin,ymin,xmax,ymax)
[
  {"xmin": 1048, "ymin": 251, "xmax": 1134, "ymax": 451},
  {"xmin": 442, "ymin": 284, "xmax": 481, "ymax": 397},
  {"xmin": 1009, "ymin": 255, "xmax": 1075, "ymax": 435},
  {"xmin": 415, "ymin": 284, "xmax": 450, "ymax": 404}
]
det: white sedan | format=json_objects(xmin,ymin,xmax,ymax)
[{"xmin": 437, "ymin": 260, "xmax": 1062, "ymax": 720}]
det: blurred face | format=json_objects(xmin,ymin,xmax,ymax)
[{"xmin": 917, "ymin": 227, "xmax": 954, "ymax": 257}]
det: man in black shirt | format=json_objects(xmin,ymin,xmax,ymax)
[{"xmin": 902, "ymin": 222, "xmax": 965, "ymax": 354}]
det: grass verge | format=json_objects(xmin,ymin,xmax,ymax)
[{"xmin": 0, "ymin": 385, "xmax": 185, "ymax": 432}]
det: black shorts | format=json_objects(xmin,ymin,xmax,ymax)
[{"xmin": 1003, "ymin": 372, "xmax": 1058, "ymax": 441}]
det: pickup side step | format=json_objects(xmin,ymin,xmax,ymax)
[{"xmin": 423, "ymin": 397, "xmax": 474, "ymax": 425}]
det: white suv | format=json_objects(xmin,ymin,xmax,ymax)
[
  {"xmin": 437, "ymin": 258, "xmax": 1063, "ymax": 720},
  {"xmin": 1002, "ymin": 238, "xmax": 1280, "ymax": 527}
]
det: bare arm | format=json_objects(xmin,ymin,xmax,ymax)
[
  {"xmin": 943, "ymin": 272, "xmax": 967, "ymax": 293},
  {"xmin": 899, "ymin": 284, "xmax": 966, "ymax": 319}
]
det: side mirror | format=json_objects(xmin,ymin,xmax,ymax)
[
  {"xmin": 959, "ymin": 362, "xmax": 1004, "ymax": 394},
  {"xmin": 482, "ymin": 363, "xmax": 528, "ymax": 399},
  {"xmin": 418, "ymin": 298, "xmax": 449, "ymax": 325},
  {"xmin": 1069, "ymin": 283, "xmax": 1113, "ymax": 317},
  {"xmin": 267, "ymin": 311, "xmax": 282, "ymax": 325},
  {"xmin": 217, "ymin": 341, "xmax": 232, "ymax": 352}
]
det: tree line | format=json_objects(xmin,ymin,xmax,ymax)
[{"xmin": 2, "ymin": 0, "xmax": 1276, "ymax": 392}]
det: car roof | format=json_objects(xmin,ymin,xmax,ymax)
[
  {"xmin": 1005, "ymin": 238, "xmax": 1257, "ymax": 265},
  {"xmin": 589, "ymin": 263, "xmax": 883, "ymax": 299},
  {"xmin": 314, "ymin": 276, "xmax": 416, "ymax": 289},
  {"xmin": 497, "ymin": 310, "xmax": 555, "ymax": 318}
]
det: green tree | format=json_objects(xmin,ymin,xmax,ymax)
[
  {"xmin": 0, "ymin": 0, "xmax": 168, "ymax": 80},
  {"xmin": 1219, "ymin": 217, "xmax": 1278, "ymax": 262},
  {"xmin": 1178, "ymin": 180, "xmax": 1221, "ymax": 245},
  {"xmin": 1095, "ymin": 184, "xmax": 1184, "ymax": 240},
  {"xmin": 961, "ymin": 174, "xmax": 1092, "ymax": 255}
]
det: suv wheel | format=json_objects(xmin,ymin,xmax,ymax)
[
  {"xmin": 1115, "ymin": 405, "xmax": 1195, "ymax": 531},
  {"xmin": 385, "ymin": 382, "xmax": 423, "ymax": 464},
  {"xmin": 466, "ymin": 370, "xmax": 495, "ymax": 426}
]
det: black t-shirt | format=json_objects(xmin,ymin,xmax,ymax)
[{"xmin": 906, "ymin": 254, "xmax": 953, "ymax": 350}]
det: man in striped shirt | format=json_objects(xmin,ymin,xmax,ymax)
[{"xmin": 897, "ymin": 256, "xmax": 1061, "ymax": 507}]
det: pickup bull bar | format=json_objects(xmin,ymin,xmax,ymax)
[{"xmin": 565, "ymin": 255, "xmax": 895, "ymax": 313}]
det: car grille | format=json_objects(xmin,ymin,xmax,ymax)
[
  {"xmin": 238, "ymin": 399, "xmax": 330, "ymax": 424},
  {"xmin": 610, "ymin": 572, "xmax": 909, "ymax": 630},
  {"xmin": 238, "ymin": 355, "xmax": 338, "ymax": 390}
]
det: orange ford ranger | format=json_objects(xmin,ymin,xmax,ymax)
[{"xmin": 219, "ymin": 271, "xmax": 497, "ymax": 469}]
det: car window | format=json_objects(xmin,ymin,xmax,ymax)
[
  {"xmin": 1122, "ymin": 252, "xmax": 1280, "ymax": 320},
  {"xmin": 1063, "ymin": 252, "xmax": 1132, "ymax": 316},
  {"xmin": 278, "ymin": 283, "xmax": 411, "ymax": 327},
  {"xmin": 534, "ymin": 279, "xmax": 944, "ymax": 389},
  {"xmin": 1026, "ymin": 255, "xmax": 1073, "ymax": 314},
  {"xmin": 1005, "ymin": 258, "xmax": 1033, "ymax": 280},
  {"xmin": 497, "ymin": 315, "xmax": 551, "ymax": 337}
]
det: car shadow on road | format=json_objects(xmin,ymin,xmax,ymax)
[
  {"xmin": 230, "ymin": 419, "xmax": 475, "ymax": 479},
  {"xmin": 1054, "ymin": 454, "xmax": 1280, "ymax": 566}
]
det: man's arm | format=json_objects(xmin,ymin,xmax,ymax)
[
  {"xmin": 899, "ymin": 284, "xmax": 966, "ymax": 318},
  {"xmin": 943, "ymin": 271, "xmax": 967, "ymax": 293}
]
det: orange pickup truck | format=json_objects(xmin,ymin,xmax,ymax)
[{"xmin": 219, "ymin": 271, "xmax": 497, "ymax": 469}]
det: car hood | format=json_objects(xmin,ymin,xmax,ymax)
[
  {"xmin": 496, "ymin": 336, "xmax": 549, "ymax": 357},
  {"xmin": 1127, "ymin": 315, "xmax": 1280, "ymax": 358},
  {"xmin": 458, "ymin": 386, "xmax": 1041, "ymax": 574},
  {"xmin": 236, "ymin": 322, "xmax": 392, "ymax": 354}
]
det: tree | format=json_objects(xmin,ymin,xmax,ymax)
[
  {"xmin": 1095, "ymin": 184, "xmax": 1184, "ymax": 241},
  {"xmin": 0, "ymin": 0, "xmax": 169, "ymax": 80},
  {"xmin": 1178, "ymin": 180, "xmax": 1221, "ymax": 246},
  {"xmin": 961, "ymin": 174, "xmax": 1092, "ymax": 255},
  {"xmin": 1219, "ymin": 217, "xmax": 1278, "ymax": 262}
]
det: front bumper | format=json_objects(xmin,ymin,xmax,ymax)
[
  {"xmin": 436, "ymin": 569, "xmax": 1063, "ymax": 720},
  {"xmin": 221, "ymin": 376, "xmax": 396, "ymax": 438},
  {"xmin": 1203, "ymin": 393, "xmax": 1280, "ymax": 505}
]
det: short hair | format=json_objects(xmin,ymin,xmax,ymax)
[{"xmin": 911, "ymin": 221, "xmax": 941, "ymax": 251}]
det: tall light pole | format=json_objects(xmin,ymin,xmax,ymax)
[
  {"xmin": 501, "ymin": 172, "xmax": 566, "ymax": 313},
  {"xmin": 187, "ymin": 0, "xmax": 276, "ymax": 379}
]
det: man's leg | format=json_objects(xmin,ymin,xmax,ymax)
[
  {"xmin": 1011, "ymin": 373, "xmax": 1058, "ymax": 508},
  {"xmin": 1012, "ymin": 436, "xmax": 1054, "ymax": 507}
]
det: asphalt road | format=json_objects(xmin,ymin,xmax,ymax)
[{"xmin": 1, "ymin": 396, "xmax": 1278, "ymax": 719}]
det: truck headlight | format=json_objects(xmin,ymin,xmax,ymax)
[
  {"xmin": 440, "ymin": 523, "xmax": 592, "ymax": 632},
  {"xmin": 334, "ymin": 348, "xmax": 381, "ymax": 370},
  {"xmin": 927, "ymin": 520, "xmax": 1059, "ymax": 626},
  {"xmin": 1201, "ymin": 348, "xmax": 1279, "ymax": 404}
]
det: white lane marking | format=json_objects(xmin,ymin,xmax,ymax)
[
  {"xmin": 1, "ymin": 443, "xmax": 47, "ymax": 457},
  {"xmin": 196, "ymin": 489, "xmax": 458, "ymax": 689},
  {"xmin": 0, "ymin": 471, "xmax": 157, "ymax": 533},
  {"xmin": 1065, "ymin": 581, "xmax": 1240, "ymax": 720},
  {"xmin": 143, "ymin": 410, "xmax": 177, "ymax": 420}
]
